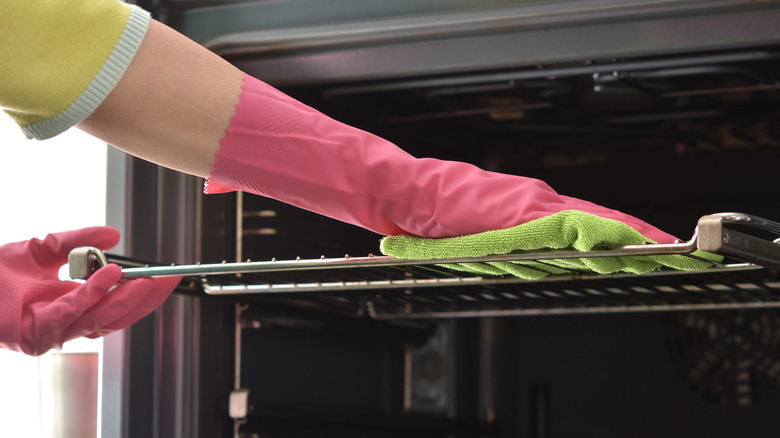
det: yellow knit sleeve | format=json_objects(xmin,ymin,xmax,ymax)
[{"xmin": 0, "ymin": 0, "xmax": 150, "ymax": 139}]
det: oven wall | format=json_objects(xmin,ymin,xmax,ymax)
[{"xmin": 102, "ymin": 148, "xmax": 236, "ymax": 438}]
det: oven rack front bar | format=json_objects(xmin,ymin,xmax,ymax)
[
  {"xmin": 75, "ymin": 234, "xmax": 704, "ymax": 280},
  {"xmin": 69, "ymin": 213, "xmax": 780, "ymax": 290}
]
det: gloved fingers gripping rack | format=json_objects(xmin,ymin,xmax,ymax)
[{"xmin": 68, "ymin": 213, "xmax": 780, "ymax": 318}]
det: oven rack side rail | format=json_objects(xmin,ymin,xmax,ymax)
[{"xmin": 68, "ymin": 213, "xmax": 780, "ymax": 294}]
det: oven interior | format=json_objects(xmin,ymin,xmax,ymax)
[
  {"xmin": 115, "ymin": 2, "xmax": 780, "ymax": 437},
  {"xmin": 210, "ymin": 49, "xmax": 780, "ymax": 438}
]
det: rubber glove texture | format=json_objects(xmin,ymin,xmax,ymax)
[
  {"xmin": 206, "ymin": 75, "xmax": 677, "ymax": 243},
  {"xmin": 0, "ymin": 226, "xmax": 181, "ymax": 356}
]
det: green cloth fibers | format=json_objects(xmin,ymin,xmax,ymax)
[{"xmin": 380, "ymin": 210, "xmax": 721, "ymax": 280}]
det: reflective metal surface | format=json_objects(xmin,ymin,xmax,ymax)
[{"xmin": 169, "ymin": 0, "xmax": 780, "ymax": 86}]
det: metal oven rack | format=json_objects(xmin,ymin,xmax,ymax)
[{"xmin": 70, "ymin": 212, "xmax": 780, "ymax": 319}]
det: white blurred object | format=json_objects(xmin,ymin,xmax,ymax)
[
  {"xmin": 39, "ymin": 352, "xmax": 100, "ymax": 438},
  {"xmin": 0, "ymin": 113, "xmax": 108, "ymax": 438}
]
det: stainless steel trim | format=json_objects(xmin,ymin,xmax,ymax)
[
  {"xmin": 207, "ymin": 0, "xmax": 730, "ymax": 56},
  {"xmin": 188, "ymin": 0, "xmax": 780, "ymax": 86}
]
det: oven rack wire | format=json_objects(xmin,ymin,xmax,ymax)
[
  {"xmin": 266, "ymin": 265, "xmax": 780, "ymax": 320},
  {"xmin": 69, "ymin": 213, "xmax": 780, "ymax": 318}
]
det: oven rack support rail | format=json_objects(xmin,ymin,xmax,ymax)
[{"xmin": 70, "ymin": 212, "xmax": 780, "ymax": 288}]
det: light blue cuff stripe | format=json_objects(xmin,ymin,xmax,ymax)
[{"xmin": 22, "ymin": 6, "xmax": 151, "ymax": 140}]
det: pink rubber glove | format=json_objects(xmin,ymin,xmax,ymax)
[
  {"xmin": 0, "ymin": 226, "xmax": 181, "ymax": 356},
  {"xmin": 206, "ymin": 75, "xmax": 677, "ymax": 243}
]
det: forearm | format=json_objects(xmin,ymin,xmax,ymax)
[
  {"xmin": 1, "ymin": 1, "xmax": 240, "ymax": 177},
  {"xmin": 77, "ymin": 19, "xmax": 244, "ymax": 178}
]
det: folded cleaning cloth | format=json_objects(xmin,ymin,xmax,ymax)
[{"xmin": 380, "ymin": 210, "xmax": 722, "ymax": 280}]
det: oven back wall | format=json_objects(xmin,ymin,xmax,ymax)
[
  {"xmin": 240, "ymin": 325, "xmax": 405, "ymax": 410},
  {"xmin": 492, "ymin": 312, "xmax": 780, "ymax": 438}
]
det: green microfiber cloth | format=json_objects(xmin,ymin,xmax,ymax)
[{"xmin": 380, "ymin": 210, "xmax": 722, "ymax": 280}]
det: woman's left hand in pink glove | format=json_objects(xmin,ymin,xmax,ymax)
[{"xmin": 0, "ymin": 226, "xmax": 181, "ymax": 356}]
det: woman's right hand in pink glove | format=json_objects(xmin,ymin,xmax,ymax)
[
  {"xmin": 207, "ymin": 75, "xmax": 679, "ymax": 243},
  {"xmin": 0, "ymin": 226, "xmax": 181, "ymax": 356}
]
